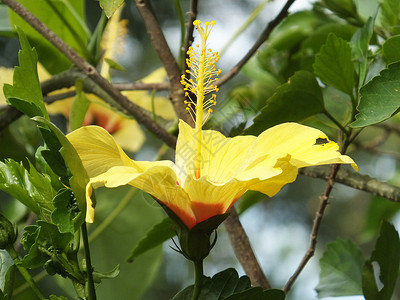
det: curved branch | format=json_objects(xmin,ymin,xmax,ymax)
[
  {"xmin": 2, "ymin": 0, "xmax": 177, "ymax": 148},
  {"xmin": 301, "ymin": 165, "xmax": 400, "ymax": 202},
  {"xmin": 134, "ymin": 0, "xmax": 192, "ymax": 126},
  {"xmin": 217, "ymin": 0, "xmax": 296, "ymax": 87},
  {"xmin": 224, "ymin": 207, "xmax": 271, "ymax": 289}
]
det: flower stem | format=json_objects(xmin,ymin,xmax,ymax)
[
  {"xmin": 7, "ymin": 247, "xmax": 46, "ymax": 300},
  {"xmin": 192, "ymin": 259, "xmax": 204, "ymax": 300},
  {"xmin": 81, "ymin": 222, "xmax": 96, "ymax": 300}
]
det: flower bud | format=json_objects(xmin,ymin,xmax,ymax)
[{"xmin": 0, "ymin": 213, "xmax": 17, "ymax": 250}]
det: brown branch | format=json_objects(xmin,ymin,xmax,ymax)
[
  {"xmin": 224, "ymin": 207, "xmax": 271, "ymax": 289},
  {"xmin": 217, "ymin": 0, "xmax": 296, "ymax": 87},
  {"xmin": 301, "ymin": 166, "xmax": 400, "ymax": 202},
  {"xmin": 113, "ymin": 81, "xmax": 170, "ymax": 91},
  {"xmin": 182, "ymin": 0, "xmax": 198, "ymax": 76},
  {"xmin": 3, "ymin": 0, "xmax": 177, "ymax": 148},
  {"xmin": 283, "ymin": 164, "xmax": 340, "ymax": 292},
  {"xmin": 134, "ymin": 0, "xmax": 193, "ymax": 126}
]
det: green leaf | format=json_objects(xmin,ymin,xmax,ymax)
[
  {"xmin": 321, "ymin": 0, "xmax": 359, "ymax": 20},
  {"xmin": 350, "ymin": 16, "xmax": 374, "ymax": 86},
  {"xmin": 33, "ymin": 117, "xmax": 90, "ymax": 226},
  {"xmin": 127, "ymin": 217, "xmax": 176, "ymax": 261},
  {"xmin": 362, "ymin": 261, "xmax": 379, "ymax": 300},
  {"xmin": 378, "ymin": 0, "xmax": 399, "ymax": 30},
  {"xmin": 0, "ymin": 159, "xmax": 56, "ymax": 221},
  {"xmin": 361, "ymin": 196, "xmax": 400, "ymax": 242},
  {"xmin": 316, "ymin": 239, "xmax": 365, "ymax": 297},
  {"xmin": 0, "ymin": 250, "xmax": 14, "ymax": 292},
  {"xmin": 350, "ymin": 61, "xmax": 400, "ymax": 128},
  {"xmin": 51, "ymin": 189, "xmax": 79, "ymax": 234},
  {"xmin": 104, "ymin": 58, "xmax": 125, "ymax": 72},
  {"xmin": 245, "ymin": 70, "xmax": 324, "ymax": 135},
  {"xmin": 3, "ymin": 28, "xmax": 49, "ymax": 120},
  {"xmin": 313, "ymin": 33, "xmax": 355, "ymax": 96},
  {"xmin": 8, "ymin": 0, "xmax": 89, "ymax": 74},
  {"xmin": 99, "ymin": 0, "xmax": 124, "ymax": 18},
  {"xmin": 383, "ymin": 35, "xmax": 400, "ymax": 64},
  {"xmin": 172, "ymin": 268, "xmax": 252, "ymax": 300},
  {"xmin": 69, "ymin": 79, "xmax": 90, "ymax": 132},
  {"xmin": 362, "ymin": 221, "xmax": 400, "ymax": 300},
  {"xmin": 49, "ymin": 296, "xmax": 69, "ymax": 300},
  {"xmin": 20, "ymin": 221, "xmax": 74, "ymax": 269},
  {"xmin": 225, "ymin": 288, "xmax": 285, "ymax": 300}
]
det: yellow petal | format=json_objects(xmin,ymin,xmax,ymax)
[
  {"xmin": 176, "ymin": 120, "xmax": 258, "ymax": 183},
  {"xmin": 251, "ymin": 122, "xmax": 358, "ymax": 171},
  {"xmin": 112, "ymin": 119, "xmax": 145, "ymax": 153},
  {"xmin": 183, "ymin": 175, "xmax": 252, "ymax": 223},
  {"xmin": 67, "ymin": 125, "xmax": 135, "ymax": 178},
  {"xmin": 87, "ymin": 165, "xmax": 199, "ymax": 228}
]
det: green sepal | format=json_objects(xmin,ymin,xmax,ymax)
[
  {"xmin": 158, "ymin": 200, "xmax": 229, "ymax": 261},
  {"xmin": 92, "ymin": 264, "xmax": 120, "ymax": 283}
]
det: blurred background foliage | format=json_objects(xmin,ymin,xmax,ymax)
[{"xmin": 1, "ymin": 0, "xmax": 400, "ymax": 299}]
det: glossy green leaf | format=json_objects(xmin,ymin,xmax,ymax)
[
  {"xmin": 383, "ymin": 35, "xmax": 400, "ymax": 64},
  {"xmin": 245, "ymin": 71, "xmax": 324, "ymax": 135},
  {"xmin": 172, "ymin": 268, "xmax": 252, "ymax": 300},
  {"xmin": 33, "ymin": 116, "xmax": 89, "ymax": 226},
  {"xmin": 316, "ymin": 239, "xmax": 365, "ymax": 297},
  {"xmin": 362, "ymin": 221, "xmax": 400, "ymax": 300},
  {"xmin": 350, "ymin": 17, "xmax": 374, "ymax": 86},
  {"xmin": 69, "ymin": 79, "xmax": 90, "ymax": 132},
  {"xmin": 313, "ymin": 33, "xmax": 355, "ymax": 96},
  {"xmin": 127, "ymin": 217, "xmax": 176, "ymax": 261},
  {"xmin": 0, "ymin": 250, "xmax": 14, "ymax": 292},
  {"xmin": 3, "ymin": 28, "xmax": 49, "ymax": 120},
  {"xmin": 0, "ymin": 159, "xmax": 56, "ymax": 221},
  {"xmin": 8, "ymin": 0, "xmax": 89, "ymax": 73},
  {"xmin": 350, "ymin": 61, "xmax": 400, "ymax": 128},
  {"xmin": 99, "ymin": 0, "xmax": 124, "ymax": 18}
]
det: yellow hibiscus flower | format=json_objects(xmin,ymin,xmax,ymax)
[{"xmin": 67, "ymin": 20, "xmax": 357, "ymax": 229}]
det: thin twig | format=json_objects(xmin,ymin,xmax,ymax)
[
  {"xmin": 217, "ymin": 0, "xmax": 296, "ymax": 87},
  {"xmin": 134, "ymin": 0, "xmax": 192, "ymax": 126},
  {"xmin": 224, "ymin": 207, "xmax": 271, "ymax": 289},
  {"xmin": 283, "ymin": 164, "xmax": 340, "ymax": 292},
  {"xmin": 3, "ymin": 0, "xmax": 177, "ymax": 148}
]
